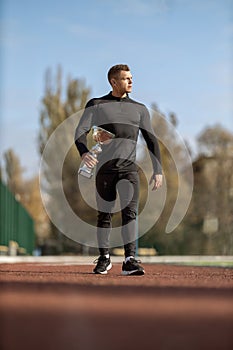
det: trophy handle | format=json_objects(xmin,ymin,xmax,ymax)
[{"xmin": 92, "ymin": 126, "xmax": 115, "ymax": 144}]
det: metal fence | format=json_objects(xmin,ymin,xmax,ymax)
[{"xmin": 0, "ymin": 180, "xmax": 35, "ymax": 255}]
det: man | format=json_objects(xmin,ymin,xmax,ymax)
[{"xmin": 75, "ymin": 64, "xmax": 162, "ymax": 275}]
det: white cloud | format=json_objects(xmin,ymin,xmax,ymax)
[
  {"xmin": 0, "ymin": 19, "xmax": 22, "ymax": 50},
  {"xmin": 68, "ymin": 23, "xmax": 109, "ymax": 40},
  {"xmin": 100, "ymin": 0, "xmax": 170, "ymax": 16},
  {"xmin": 224, "ymin": 22, "xmax": 233, "ymax": 37},
  {"xmin": 46, "ymin": 16, "xmax": 110, "ymax": 41}
]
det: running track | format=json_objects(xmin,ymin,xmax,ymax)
[{"xmin": 0, "ymin": 263, "xmax": 232, "ymax": 350}]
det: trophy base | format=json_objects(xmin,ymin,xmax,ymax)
[{"xmin": 78, "ymin": 168, "xmax": 93, "ymax": 179}]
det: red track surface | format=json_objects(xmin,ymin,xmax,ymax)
[{"xmin": 0, "ymin": 263, "xmax": 233, "ymax": 350}]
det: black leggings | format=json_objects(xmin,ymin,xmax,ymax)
[{"xmin": 95, "ymin": 171, "xmax": 139, "ymax": 258}]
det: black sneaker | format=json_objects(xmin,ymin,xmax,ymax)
[
  {"xmin": 122, "ymin": 257, "xmax": 145, "ymax": 276},
  {"xmin": 93, "ymin": 256, "xmax": 112, "ymax": 274}
]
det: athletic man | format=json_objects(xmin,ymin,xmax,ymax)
[{"xmin": 75, "ymin": 64, "xmax": 162, "ymax": 275}]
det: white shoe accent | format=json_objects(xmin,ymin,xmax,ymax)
[
  {"xmin": 121, "ymin": 269, "xmax": 145, "ymax": 276},
  {"xmin": 125, "ymin": 256, "xmax": 135, "ymax": 263},
  {"xmin": 106, "ymin": 262, "xmax": 112, "ymax": 271},
  {"xmin": 121, "ymin": 269, "xmax": 137, "ymax": 276},
  {"xmin": 93, "ymin": 262, "xmax": 112, "ymax": 274}
]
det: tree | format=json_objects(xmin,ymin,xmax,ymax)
[
  {"xmin": 39, "ymin": 66, "xmax": 90, "ymax": 154},
  {"xmin": 138, "ymin": 105, "xmax": 193, "ymax": 254},
  {"xmin": 21, "ymin": 176, "xmax": 51, "ymax": 246},
  {"xmin": 184, "ymin": 124, "xmax": 233, "ymax": 254},
  {"xmin": 2, "ymin": 149, "xmax": 50, "ymax": 246},
  {"xmin": 38, "ymin": 67, "xmax": 92, "ymax": 253},
  {"xmin": 3, "ymin": 149, "xmax": 25, "ymax": 198},
  {"xmin": 197, "ymin": 124, "xmax": 233, "ymax": 157}
]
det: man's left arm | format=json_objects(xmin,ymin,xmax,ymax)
[{"xmin": 139, "ymin": 107, "xmax": 163, "ymax": 191}]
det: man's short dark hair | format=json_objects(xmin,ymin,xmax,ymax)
[{"xmin": 108, "ymin": 64, "xmax": 130, "ymax": 84}]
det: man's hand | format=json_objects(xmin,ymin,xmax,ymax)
[
  {"xmin": 81, "ymin": 152, "xmax": 98, "ymax": 168},
  {"xmin": 149, "ymin": 174, "xmax": 163, "ymax": 191}
]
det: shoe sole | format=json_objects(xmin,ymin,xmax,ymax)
[
  {"xmin": 121, "ymin": 269, "xmax": 145, "ymax": 276},
  {"xmin": 93, "ymin": 262, "xmax": 112, "ymax": 275}
]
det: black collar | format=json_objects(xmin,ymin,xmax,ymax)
[{"xmin": 107, "ymin": 92, "xmax": 130, "ymax": 102}]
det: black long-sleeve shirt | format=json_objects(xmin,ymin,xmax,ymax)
[{"xmin": 75, "ymin": 92, "xmax": 162, "ymax": 175}]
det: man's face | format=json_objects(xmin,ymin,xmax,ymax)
[{"xmin": 113, "ymin": 70, "xmax": 133, "ymax": 95}]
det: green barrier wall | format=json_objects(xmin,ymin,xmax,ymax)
[{"xmin": 0, "ymin": 181, "xmax": 35, "ymax": 254}]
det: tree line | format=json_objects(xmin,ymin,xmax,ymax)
[{"xmin": 1, "ymin": 67, "xmax": 233, "ymax": 255}]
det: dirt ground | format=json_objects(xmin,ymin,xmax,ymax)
[{"xmin": 0, "ymin": 263, "xmax": 232, "ymax": 350}]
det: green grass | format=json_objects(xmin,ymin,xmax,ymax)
[{"xmin": 172, "ymin": 261, "xmax": 233, "ymax": 268}]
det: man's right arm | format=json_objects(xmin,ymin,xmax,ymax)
[{"xmin": 74, "ymin": 100, "xmax": 94, "ymax": 157}]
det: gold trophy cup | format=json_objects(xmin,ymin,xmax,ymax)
[{"xmin": 78, "ymin": 126, "xmax": 115, "ymax": 178}]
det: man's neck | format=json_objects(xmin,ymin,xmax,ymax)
[{"xmin": 111, "ymin": 91, "xmax": 127, "ymax": 98}]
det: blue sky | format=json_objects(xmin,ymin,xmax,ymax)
[{"xmin": 1, "ymin": 0, "xmax": 232, "ymax": 177}]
